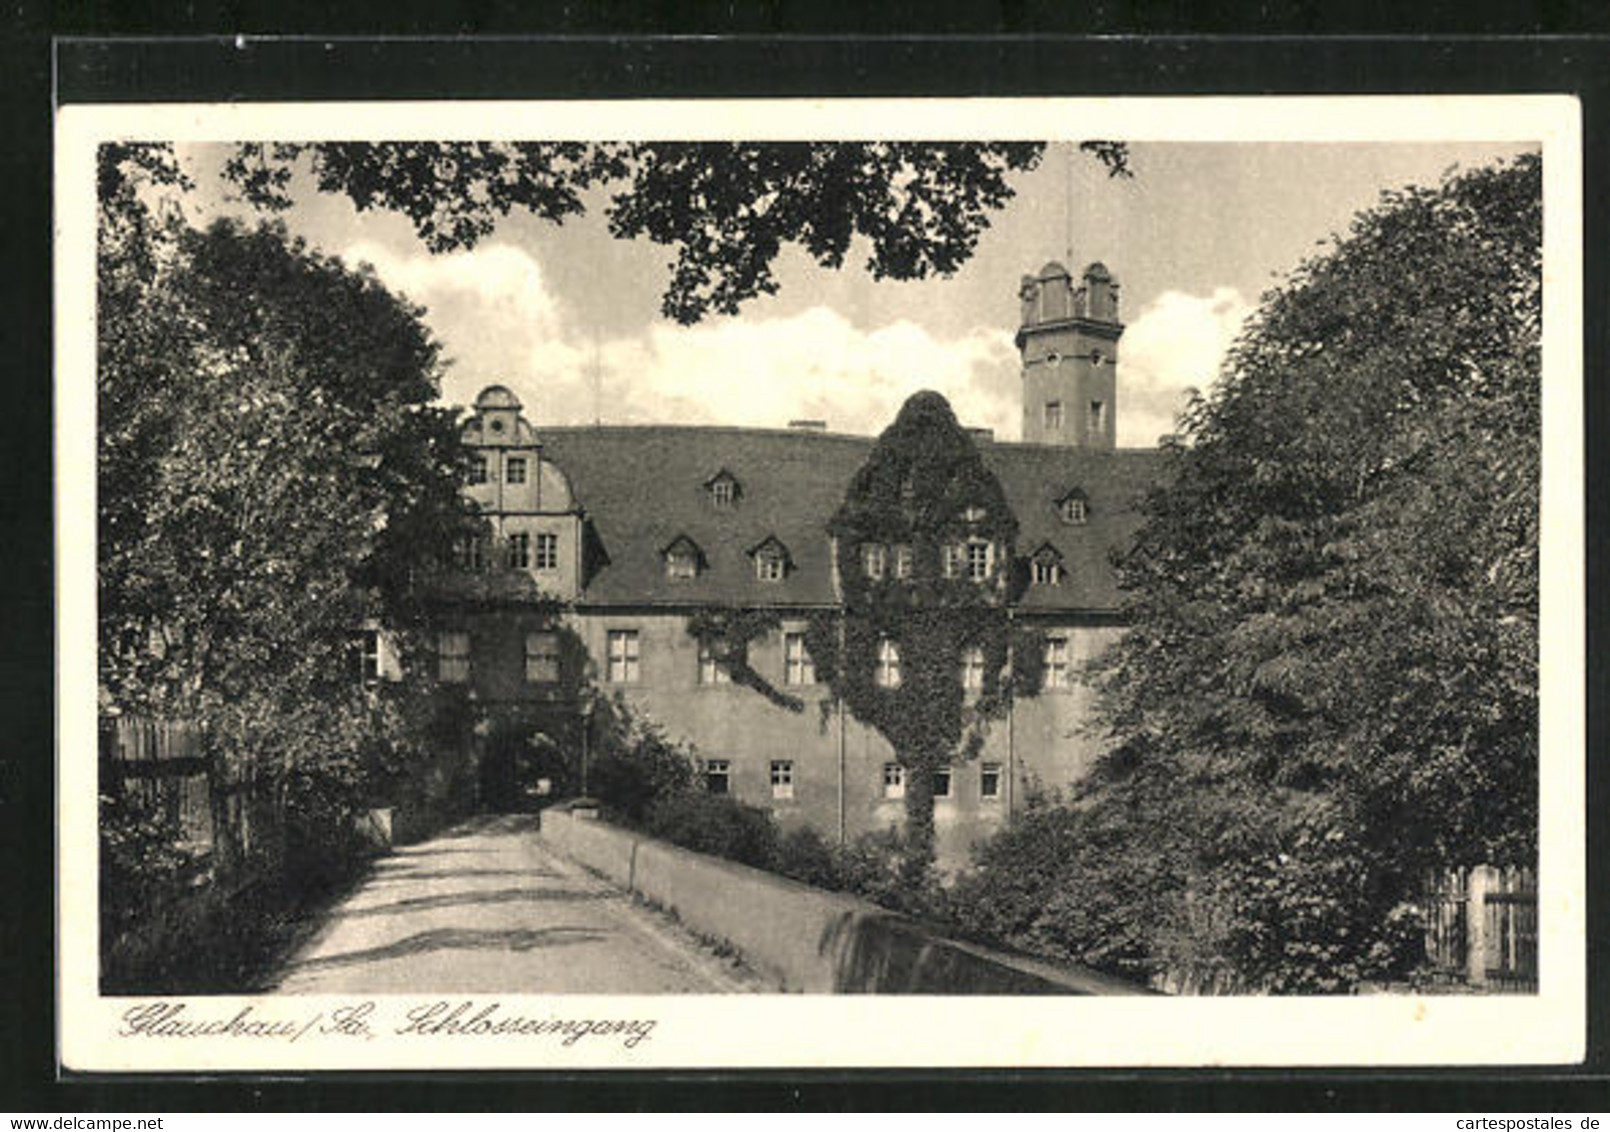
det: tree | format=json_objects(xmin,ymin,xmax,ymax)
[
  {"xmin": 218, "ymin": 140, "xmax": 1128, "ymax": 323},
  {"xmin": 98, "ymin": 147, "xmax": 475, "ymax": 880},
  {"xmin": 801, "ymin": 391, "xmax": 1040, "ymax": 885},
  {"xmin": 1065, "ymin": 153, "xmax": 1542, "ymax": 991}
]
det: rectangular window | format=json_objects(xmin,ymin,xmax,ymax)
[
  {"xmin": 525, "ymin": 631, "xmax": 560, "ymax": 684},
  {"xmin": 438, "ymin": 631, "xmax": 470, "ymax": 684},
  {"xmin": 1089, "ymin": 400, "xmax": 1106, "ymax": 436},
  {"xmin": 698, "ymin": 639, "xmax": 732, "ymax": 685},
  {"xmin": 505, "ymin": 456, "xmax": 527, "ymax": 484},
  {"xmin": 705, "ymin": 759, "xmax": 731, "ymax": 795},
  {"xmin": 711, "ymin": 479, "xmax": 735, "ymax": 508},
  {"xmin": 352, "ymin": 630, "xmax": 381, "ymax": 683},
  {"xmin": 507, "ymin": 532, "xmax": 530, "ymax": 569},
  {"xmin": 961, "ymin": 645, "xmax": 985, "ymax": 690},
  {"xmin": 875, "ymin": 638, "xmax": 902, "ymax": 688},
  {"xmin": 607, "ymin": 630, "xmax": 640, "ymax": 684},
  {"xmin": 469, "ymin": 455, "xmax": 488, "ymax": 485},
  {"xmin": 980, "ymin": 762, "xmax": 1002, "ymax": 800},
  {"xmin": 933, "ymin": 766, "xmax": 953, "ymax": 799},
  {"xmin": 1033, "ymin": 558, "xmax": 1060, "ymax": 586},
  {"xmin": 894, "ymin": 544, "xmax": 914, "ymax": 579},
  {"xmin": 1043, "ymin": 636, "xmax": 1069, "ymax": 690},
  {"xmin": 535, "ymin": 532, "xmax": 559, "ymax": 571},
  {"xmin": 755, "ymin": 553, "xmax": 784, "ymax": 582},
  {"xmin": 966, "ymin": 540, "xmax": 993, "ymax": 581},
  {"xmin": 863, "ymin": 543, "xmax": 887, "ymax": 580},
  {"xmin": 783, "ymin": 632, "xmax": 816, "ymax": 685},
  {"xmin": 882, "ymin": 763, "xmax": 906, "ymax": 800},
  {"xmin": 1044, "ymin": 400, "xmax": 1063, "ymax": 431},
  {"xmin": 770, "ymin": 760, "xmax": 794, "ymax": 800},
  {"xmin": 1061, "ymin": 497, "xmax": 1088, "ymax": 525}
]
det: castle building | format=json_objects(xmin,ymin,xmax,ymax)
[{"xmin": 431, "ymin": 263, "xmax": 1161, "ymax": 868}]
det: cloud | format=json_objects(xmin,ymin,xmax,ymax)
[
  {"xmin": 341, "ymin": 240, "xmax": 1253, "ymax": 448},
  {"xmin": 1117, "ymin": 287, "xmax": 1255, "ymax": 445},
  {"xmin": 340, "ymin": 240, "xmax": 585, "ymax": 408}
]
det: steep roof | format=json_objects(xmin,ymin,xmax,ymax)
[{"xmin": 536, "ymin": 425, "xmax": 1166, "ymax": 613}]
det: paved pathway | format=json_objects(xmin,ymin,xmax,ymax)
[{"xmin": 272, "ymin": 813, "xmax": 765, "ymax": 994}]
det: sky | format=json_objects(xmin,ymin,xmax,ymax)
[{"xmin": 171, "ymin": 140, "xmax": 1535, "ymax": 447}]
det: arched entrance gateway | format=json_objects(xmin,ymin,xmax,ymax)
[{"xmin": 475, "ymin": 708, "xmax": 581, "ymax": 813}]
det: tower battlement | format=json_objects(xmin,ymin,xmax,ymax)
[{"xmin": 1017, "ymin": 261, "xmax": 1124, "ymax": 448}]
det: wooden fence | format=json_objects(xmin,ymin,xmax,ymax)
[
  {"xmin": 101, "ymin": 715, "xmax": 214, "ymax": 851},
  {"xmin": 1424, "ymin": 865, "xmax": 1536, "ymax": 992}
]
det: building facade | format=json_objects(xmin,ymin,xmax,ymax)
[{"xmin": 430, "ymin": 263, "xmax": 1162, "ymax": 868}]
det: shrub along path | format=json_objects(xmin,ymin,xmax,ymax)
[{"xmin": 270, "ymin": 813, "xmax": 767, "ymax": 994}]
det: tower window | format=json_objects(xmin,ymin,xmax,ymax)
[
  {"xmin": 1044, "ymin": 401, "xmax": 1063, "ymax": 431},
  {"xmin": 505, "ymin": 456, "xmax": 527, "ymax": 484},
  {"xmin": 1089, "ymin": 400, "xmax": 1106, "ymax": 436}
]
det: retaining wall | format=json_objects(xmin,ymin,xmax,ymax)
[{"xmin": 540, "ymin": 807, "xmax": 1150, "ymax": 995}]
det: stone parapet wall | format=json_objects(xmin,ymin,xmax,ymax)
[{"xmin": 541, "ymin": 807, "xmax": 1149, "ymax": 996}]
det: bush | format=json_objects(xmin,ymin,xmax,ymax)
[
  {"xmin": 644, "ymin": 792, "xmax": 779, "ymax": 870},
  {"xmin": 946, "ymin": 800, "xmax": 1167, "ymax": 984},
  {"xmin": 587, "ymin": 694, "xmax": 697, "ymax": 825},
  {"xmin": 774, "ymin": 825, "xmax": 840, "ymax": 889}
]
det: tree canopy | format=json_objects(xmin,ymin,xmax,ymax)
[
  {"xmin": 1056, "ymin": 152, "xmax": 1541, "ymax": 991},
  {"xmin": 98, "ymin": 145, "xmax": 474, "ymax": 870},
  {"xmin": 218, "ymin": 140, "xmax": 1127, "ymax": 323}
]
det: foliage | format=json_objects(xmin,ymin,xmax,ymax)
[
  {"xmin": 772, "ymin": 824, "xmax": 841, "ymax": 890},
  {"xmin": 802, "ymin": 390, "xmax": 1031, "ymax": 885},
  {"xmin": 585, "ymin": 693, "xmax": 698, "ymax": 825},
  {"xmin": 1071, "ymin": 153, "xmax": 1542, "ymax": 991},
  {"xmin": 644, "ymin": 791, "xmax": 780, "ymax": 871},
  {"xmin": 214, "ymin": 140, "xmax": 1129, "ymax": 324},
  {"xmin": 98, "ymin": 147, "xmax": 472, "ymax": 890},
  {"xmin": 684, "ymin": 606, "xmax": 802, "ymax": 712}
]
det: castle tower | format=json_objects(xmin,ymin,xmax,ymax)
[{"xmin": 1017, "ymin": 261, "xmax": 1124, "ymax": 448}]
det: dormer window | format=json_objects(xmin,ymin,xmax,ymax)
[
  {"xmin": 662, "ymin": 535, "xmax": 704, "ymax": 580},
  {"xmin": 963, "ymin": 505, "xmax": 988, "ymax": 523},
  {"xmin": 749, "ymin": 536, "xmax": 791, "ymax": 583},
  {"xmin": 1057, "ymin": 489, "xmax": 1090, "ymax": 526},
  {"xmin": 1030, "ymin": 543, "xmax": 1064, "ymax": 586},
  {"xmin": 705, "ymin": 469, "xmax": 742, "ymax": 510}
]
